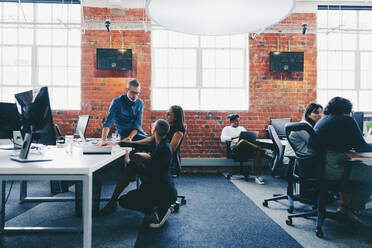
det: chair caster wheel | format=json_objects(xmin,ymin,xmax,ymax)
[
  {"xmin": 262, "ymin": 201, "xmax": 268, "ymax": 207},
  {"xmin": 227, "ymin": 174, "xmax": 232, "ymax": 180},
  {"xmin": 181, "ymin": 198, "xmax": 186, "ymax": 204},
  {"xmin": 287, "ymin": 206, "xmax": 294, "ymax": 213},
  {"xmin": 316, "ymin": 228, "xmax": 323, "ymax": 238},
  {"xmin": 286, "ymin": 219, "xmax": 292, "ymax": 225},
  {"xmin": 244, "ymin": 175, "xmax": 249, "ymax": 181}
]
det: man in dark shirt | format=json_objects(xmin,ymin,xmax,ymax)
[
  {"xmin": 118, "ymin": 119, "xmax": 177, "ymax": 228},
  {"xmin": 314, "ymin": 96, "xmax": 372, "ymax": 220},
  {"xmin": 101, "ymin": 79, "xmax": 147, "ymax": 144}
]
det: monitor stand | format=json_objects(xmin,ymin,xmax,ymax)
[{"xmin": 10, "ymin": 132, "xmax": 52, "ymax": 163}]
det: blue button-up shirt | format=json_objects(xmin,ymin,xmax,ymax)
[{"xmin": 103, "ymin": 94, "xmax": 145, "ymax": 139}]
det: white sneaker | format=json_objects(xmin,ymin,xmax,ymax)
[
  {"xmin": 255, "ymin": 176, "xmax": 265, "ymax": 185},
  {"xmin": 149, "ymin": 208, "xmax": 171, "ymax": 228}
]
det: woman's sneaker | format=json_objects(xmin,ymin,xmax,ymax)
[
  {"xmin": 149, "ymin": 207, "xmax": 171, "ymax": 228},
  {"xmin": 255, "ymin": 176, "xmax": 265, "ymax": 185}
]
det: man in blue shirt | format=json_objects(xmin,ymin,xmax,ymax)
[{"xmin": 101, "ymin": 79, "xmax": 147, "ymax": 144}]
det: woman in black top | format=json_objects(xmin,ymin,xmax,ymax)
[
  {"xmin": 315, "ymin": 97, "xmax": 372, "ymax": 222},
  {"xmin": 99, "ymin": 105, "xmax": 186, "ymax": 215}
]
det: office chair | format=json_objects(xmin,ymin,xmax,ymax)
[
  {"xmin": 225, "ymin": 131, "xmax": 258, "ymax": 180},
  {"xmin": 284, "ymin": 122, "xmax": 355, "ymax": 238},
  {"xmin": 170, "ymin": 128, "xmax": 187, "ymax": 212},
  {"xmin": 263, "ymin": 123, "xmax": 317, "ymax": 212}
]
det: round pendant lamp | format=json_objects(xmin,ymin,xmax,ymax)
[{"xmin": 146, "ymin": 0, "xmax": 296, "ymax": 36}]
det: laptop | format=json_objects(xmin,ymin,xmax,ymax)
[
  {"xmin": 74, "ymin": 115, "xmax": 90, "ymax": 139},
  {"xmin": 239, "ymin": 131, "xmax": 258, "ymax": 143},
  {"xmin": 79, "ymin": 131, "xmax": 112, "ymax": 154}
]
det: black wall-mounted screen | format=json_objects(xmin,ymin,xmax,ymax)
[
  {"xmin": 96, "ymin": 48, "xmax": 132, "ymax": 70},
  {"xmin": 269, "ymin": 52, "xmax": 304, "ymax": 72}
]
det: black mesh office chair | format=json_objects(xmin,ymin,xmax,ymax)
[
  {"xmin": 263, "ymin": 123, "xmax": 318, "ymax": 212},
  {"xmin": 225, "ymin": 131, "xmax": 258, "ymax": 180},
  {"xmin": 170, "ymin": 128, "xmax": 187, "ymax": 212},
  {"xmin": 284, "ymin": 122, "xmax": 355, "ymax": 238}
]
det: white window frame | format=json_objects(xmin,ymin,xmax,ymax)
[
  {"xmin": 317, "ymin": 7, "xmax": 372, "ymax": 111},
  {"xmin": 151, "ymin": 28, "xmax": 249, "ymax": 111},
  {"xmin": 0, "ymin": 2, "xmax": 81, "ymax": 110}
]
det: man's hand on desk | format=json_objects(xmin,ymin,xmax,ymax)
[{"xmin": 122, "ymin": 137, "xmax": 132, "ymax": 142}]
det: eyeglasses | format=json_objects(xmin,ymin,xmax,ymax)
[
  {"xmin": 167, "ymin": 112, "xmax": 173, "ymax": 116},
  {"xmin": 129, "ymin": 90, "xmax": 140, "ymax": 95}
]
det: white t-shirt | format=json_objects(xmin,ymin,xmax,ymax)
[{"xmin": 220, "ymin": 125, "xmax": 247, "ymax": 148}]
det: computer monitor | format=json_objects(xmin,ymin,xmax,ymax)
[
  {"xmin": 0, "ymin": 102, "xmax": 21, "ymax": 139},
  {"xmin": 352, "ymin": 111, "xmax": 364, "ymax": 134},
  {"xmin": 73, "ymin": 115, "xmax": 90, "ymax": 139},
  {"xmin": 12, "ymin": 87, "xmax": 56, "ymax": 162},
  {"xmin": 270, "ymin": 118, "xmax": 291, "ymax": 139}
]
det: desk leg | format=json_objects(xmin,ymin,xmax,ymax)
[
  {"xmin": 0, "ymin": 181, "xmax": 5, "ymax": 233},
  {"xmin": 83, "ymin": 175, "xmax": 92, "ymax": 248},
  {"xmin": 20, "ymin": 181, "xmax": 27, "ymax": 201}
]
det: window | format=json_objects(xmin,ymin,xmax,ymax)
[
  {"xmin": 317, "ymin": 7, "xmax": 372, "ymax": 111},
  {"xmin": 151, "ymin": 29, "xmax": 249, "ymax": 111},
  {"xmin": 0, "ymin": 2, "xmax": 81, "ymax": 110}
]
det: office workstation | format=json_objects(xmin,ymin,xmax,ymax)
[{"xmin": 1, "ymin": 0, "xmax": 372, "ymax": 248}]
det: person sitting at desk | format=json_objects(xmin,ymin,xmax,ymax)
[
  {"xmin": 315, "ymin": 96, "xmax": 372, "ymax": 222},
  {"xmin": 100, "ymin": 79, "xmax": 147, "ymax": 144},
  {"xmin": 287, "ymin": 103, "xmax": 323, "ymax": 160},
  {"xmin": 118, "ymin": 119, "xmax": 177, "ymax": 228},
  {"xmin": 221, "ymin": 114, "xmax": 265, "ymax": 185},
  {"xmin": 99, "ymin": 105, "xmax": 186, "ymax": 215}
]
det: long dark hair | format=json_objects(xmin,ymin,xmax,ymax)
[
  {"xmin": 304, "ymin": 103, "xmax": 323, "ymax": 127},
  {"xmin": 170, "ymin": 105, "xmax": 186, "ymax": 132}
]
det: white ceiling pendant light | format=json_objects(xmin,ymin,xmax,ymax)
[{"xmin": 145, "ymin": 0, "xmax": 296, "ymax": 36}]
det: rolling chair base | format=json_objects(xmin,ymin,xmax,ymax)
[{"xmin": 171, "ymin": 195, "xmax": 186, "ymax": 213}]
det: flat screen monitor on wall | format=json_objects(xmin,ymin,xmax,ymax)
[
  {"xmin": 269, "ymin": 52, "xmax": 304, "ymax": 72},
  {"xmin": 96, "ymin": 48, "xmax": 132, "ymax": 70}
]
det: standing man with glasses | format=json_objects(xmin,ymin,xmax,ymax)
[{"xmin": 100, "ymin": 79, "xmax": 147, "ymax": 145}]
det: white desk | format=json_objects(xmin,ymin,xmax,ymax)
[{"xmin": 0, "ymin": 147, "xmax": 125, "ymax": 248}]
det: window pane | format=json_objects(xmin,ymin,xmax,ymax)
[
  {"xmin": 37, "ymin": 4, "xmax": 51, "ymax": 23},
  {"xmin": 69, "ymin": 5, "xmax": 81, "ymax": 23},
  {"xmin": 68, "ymin": 29, "xmax": 81, "ymax": 45},
  {"xmin": 52, "ymin": 4, "xmax": 68, "ymax": 23},
  {"xmin": 202, "ymin": 69, "xmax": 215, "ymax": 87},
  {"xmin": 202, "ymin": 50, "xmax": 215, "ymax": 68},
  {"xmin": 154, "ymin": 68, "xmax": 168, "ymax": 87},
  {"xmin": 20, "ymin": 3, "xmax": 34, "ymax": 22},
  {"xmin": 168, "ymin": 32, "xmax": 184, "ymax": 47},
  {"xmin": 18, "ymin": 47, "xmax": 32, "ymax": 66},
  {"xmin": 152, "ymin": 30, "xmax": 168, "ymax": 47},
  {"xmin": 317, "ymin": 90, "xmax": 328, "ymax": 108},
  {"xmin": 168, "ymin": 49, "xmax": 183, "ymax": 67},
  {"xmin": 3, "ymin": 28, "xmax": 17, "ymax": 44},
  {"xmin": 201, "ymin": 36, "xmax": 215, "ymax": 48},
  {"xmin": 361, "ymin": 71, "xmax": 372, "ymax": 89},
  {"xmin": 19, "ymin": 28, "xmax": 33, "ymax": 45},
  {"xmin": 38, "ymin": 47, "xmax": 51, "ymax": 66},
  {"xmin": 230, "ymin": 34, "xmax": 246, "ymax": 48},
  {"xmin": 317, "ymin": 33, "xmax": 328, "ymax": 50},
  {"xmin": 53, "ymin": 29, "xmax": 67, "ymax": 46},
  {"xmin": 317, "ymin": 51, "xmax": 328, "ymax": 70},
  {"xmin": 49, "ymin": 87, "xmax": 67, "ymax": 110},
  {"xmin": 183, "ymin": 50, "xmax": 196, "ymax": 68},
  {"xmin": 230, "ymin": 50, "xmax": 244, "ymax": 68},
  {"xmin": 231, "ymin": 69, "xmax": 243, "ymax": 87},
  {"xmin": 3, "ymin": 67, "xmax": 17, "ymax": 85},
  {"xmin": 359, "ymin": 11, "xmax": 372, "ymax": 29},
  {"xmin": 168, "ymin": 68, "xmax": 183, "ymax": 87},
  {"xmin": 1, "ymin": 87, "xmax": 19, "ymax": 103},
  {"xmin": 201, "ymin": 89, "xmax": 247, "ymax": 110},
  {"xmin": 359, "ymin": 91, "xmax": 372, "ymax": 111},
  {"xmin": 36, "ymin": 29, "xmax": 52, "ymax": 45},
  {"xmin": 68, "ymin": 47, "xmax": 80, "ymax": 66},
  {"xmin": 152, "ymin": 88, "xmax": 199, "ymax": 110},
  {"xmin": 327, "ymin": 70, "xmax": 342, "ymax": 89},
  {"xmin": 183, "ymin": 69, "xmax": 196, "ymax": 87},
  {"xmin": 154, "ymin": 49, "xmax": 168, "ymax": 68},
  {"xmin": 360, "ymin": 34, "xmax": 372, "ymax": 50},
  {"xmin": 52, "ymin": 67, "xmax": 67, "ymax": 86},
  {"xmin": 215, "ymin": 50, "xmax": 229, "ymax": 68},
  {"xmin": 341, "ymin": 70, "xmax": 354, "ymax": 89},
  {"xmin": 52, "ymin": 48, "xmax": 67, "ymax": 66},
  {"xmin": 317, "ymin": 70, "xmax": 328, "ymax": 89},
  {"xmin": 3, "ymin": 47, "xmax": 17, "ymax": 66},
  {"xmin": 19, "ymin": 66, "xmax": 31, "ymax": 85},
  {"xmin": 215, "ymin": 69, "xmax": 229, "ymax": 87},
  {"xmin": 3, "ymin": 3, "xmax": 18, "ymax": 22},
  {"xmin": 68, "ymin": 67, "xmax": 80, "ymax": 85},
  {"xmin": 361, "ymin": 52, "xmax": 372, "ymax": 70},
  {"xmin": 215, "ymin": 36, "xmax": 230, "ymax": 48},
  {"xmin": 38, "ymin": 67, "xmax": 51, "ymax": 85}
]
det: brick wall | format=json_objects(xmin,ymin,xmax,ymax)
[{"xmin": 53, "ymin": 8, "xmax": 317, "ymax": 158}]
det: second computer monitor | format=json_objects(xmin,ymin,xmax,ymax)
[
  {"xmin": 74, "ymin": 115, "xmax": 90, "ymax": 138},
  {"xmin": 352, "ymin": 111, "xmax": 364, "ymax": 134},
  {"xmin": 0, "ymin": 102, "xmax": 21, "ymax": 139}
]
